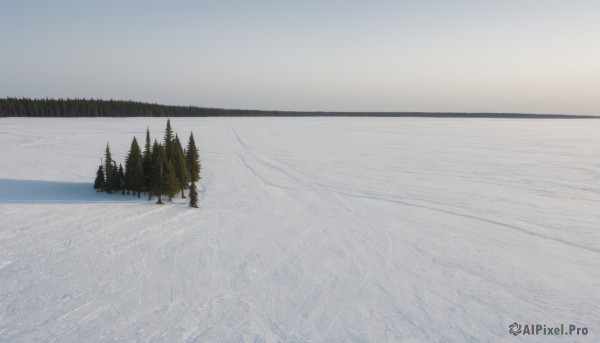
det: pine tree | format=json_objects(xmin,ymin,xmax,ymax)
[
  {"xmin": 131, "ymin": 155, "xmax": 144, "ymax": 198},
  {"xmin": 104, "ymin": 143, "xmax": 114, "ymax": 193},
  {"xmin": 185, "ymin": 132, "xmax": 201, "ymax": 183},
  {"xmin": 93, "ymin": 165, "xmax": 105, "ymax": 192},
  {"xmin": 164, "ymin": 160, "xmax": 180, "ymax": 201},
  {"xmin": 164, "ymin": 119, "xmax": 174, "ymax": 161},
  {"xmin": 173, "ymin": 134, "xmax": 190, "ymax": 198},
  {"xmin": 124, "ymin": 139, "xmax": 133, "ymax": 194},
  {"xmin": 189, "ymin": 181, "xmax": 198, "ymax": 208},
  {"xmin": 142, "ymin": 127, "xmax": 152, "ymax": 194},
  {"xmin": 125, "ymin": 137, "xmax": 145, "ymax": 198},
  {"xmin": 111, "ymin": 163, "xmax": 120, "ymax": 191},
  {"xmin": 149, "ymin": 141, "xmax": 165, "ymax": 204},
  {"xmin": 125, "ymin": 137, "xmax": 142, "ymax": 195},
  {"xmin": 118, "ymin": 164, "xmax": 125, "ymax": 195}
]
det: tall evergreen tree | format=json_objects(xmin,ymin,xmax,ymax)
[
  {"xmin": 125, "ymin": 137, "xmax": 145, "ymax": 198},
  {"xmin": 164, "ymin": 160, "xmax": 180, "ymax": 201},
  {"xmin": 118, "ymin": 164, "xmax": 125, "ymax": 195},
  {"xmin": 189, "ymin": 182, "xmax": 198, "ymax": 208},
  {"xmin": 124, "ymin": 139, "xmax": 133, "ymax": 194},
  {"xmin": 164, "ymin": 119, "xmax": 174, "ymax": 160},
  {"xmin": 93, "ymin": 165, "xmax": 105, "ymax": 192},
  {"xmin": 125, "ymin": 137, "xmax": 140, "ymax": 193},
  {"xmin": 142, "ymin": 127, "xmax": 152, "ymax": 193},
  {"xmin": 173, "ymin": 134, "xmax": 190, "ymax": 198},
  {"xmin": 104, "ymin": 143, "xmax": 115, "ymax": 193},
  {"xmin": 185, "ymin": 132, "xmax": 201, "ymax": 183},
  {"xmin": 110, "ymin": 163, "xmax": 120, "ymax": 191},
  {"xmin": 149, "ymin": 141, "xmax": 165, "ymax": 204},
  {"xmin": 131, "ymin": 154, "xmax": 144, "ymax": 197}
]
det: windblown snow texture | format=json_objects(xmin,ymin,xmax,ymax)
[{"xmin": 0, "ymin": 118, "xmax": 598, "ymax": 342}]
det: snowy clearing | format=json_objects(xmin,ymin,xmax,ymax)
[{"xmin": 0, "ymin": 117, "xmax": 599, "ymax": 342}]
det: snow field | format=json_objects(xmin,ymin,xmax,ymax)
[{"xmin": 0, "ymin": 117, "xmax": 599, "ymax": 342}]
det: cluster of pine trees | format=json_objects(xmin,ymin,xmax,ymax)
[{"xmin": 94, "ymin": 120, "xmax": 201, "ymax": 208}]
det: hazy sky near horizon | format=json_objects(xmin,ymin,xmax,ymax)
[{"xmin": 1, "ymin": 1, "xmax": 599, "ymax": 114}]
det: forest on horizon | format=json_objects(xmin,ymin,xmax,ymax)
[{"xmin": 0, "ymin": 97, "xmax": 595, "ymax": 118}]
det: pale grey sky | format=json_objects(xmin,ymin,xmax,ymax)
[{"xmin": 1, "ymin": 0, "xmax": 599, "ymax": 114}]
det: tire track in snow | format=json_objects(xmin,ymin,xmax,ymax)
[
  {"xmin": 335, "ymin": 190, "xmax": 600, "ymax": 255},
  {"xmin": 229, "ymin": 124, "xmax": 376, "ymax": 338},
  {"xmin": 1, "ymin": 205, "xmax": 201, "ymax": 341},
  {"xmin": 323, "ymin": 274, "xmax": 368, "ymax": 338},
  {"xmin": 232, "ymin": 127, "xmax": 394, "ymax": 275}
]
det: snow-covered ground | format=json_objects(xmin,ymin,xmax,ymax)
[{"xmin": 0, "ymin": 117, "xmax": 599, "ymax": 342}]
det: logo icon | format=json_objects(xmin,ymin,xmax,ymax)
[{"xmin": 509, "ymin": 322, "xmax": 522, "ymax": 336}]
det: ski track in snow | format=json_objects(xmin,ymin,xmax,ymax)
[{"xmin": 0, "ymin": 117, "xmax": 599, "ymax": 342}]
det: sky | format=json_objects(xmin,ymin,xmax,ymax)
[{"xmin": 1, "ymin": 0, "xmax": 599, "ymax": 115}]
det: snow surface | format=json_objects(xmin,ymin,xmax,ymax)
[{"xmin": 0, "ymin": 117, "xmax": 599, "ymax": 342}]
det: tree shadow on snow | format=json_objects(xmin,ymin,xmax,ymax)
[{"xmin": 0, "ymin": 178, "xmax": 144, "ymax": 204}]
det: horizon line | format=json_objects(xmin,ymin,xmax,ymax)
[{"xmin": 1, "ymin": 97, "xmax": 598, "ymax": 119}]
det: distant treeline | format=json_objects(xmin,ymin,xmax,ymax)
[
  {"xmin": 0, "ymin": 97, "xmax": 596, "ymax": 118},
  {"xmin": 0, "ymin": 97, "xmax": 228, "ymax": 117}
]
